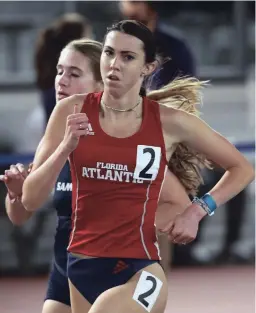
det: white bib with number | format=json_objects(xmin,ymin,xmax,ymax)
[
  {"xmin": 132, "ymin": 270, "xmax": 163, "ymax": 312},
  {"xmin": 133, "ymin": 145, "xmax": 161, "ymax": 181}
]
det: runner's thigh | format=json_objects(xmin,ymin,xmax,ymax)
[{"xmin": 88, "ymin": 262, "xmax": 168, "ymax": 313}]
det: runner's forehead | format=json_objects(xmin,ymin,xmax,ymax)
[{"xmin": 104, "ymin": 31, "xmax": 144, "ymax": 55}]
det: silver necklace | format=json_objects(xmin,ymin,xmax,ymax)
[{"xmin": 101, "ymin": 98, "xmax": 141, "ymax": 112}]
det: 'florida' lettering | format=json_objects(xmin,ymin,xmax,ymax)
[{"xmin": 82, "ymin": 162, "xmax": 143, "ymax": 184}]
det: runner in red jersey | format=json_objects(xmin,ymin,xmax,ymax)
[
  {"xmin": 22, "ymin": 20, "xmax": 254, "ymax": 313},
  {"xmin": 68, "ymin": 92, "xmax": 167, "ymax": 260}
]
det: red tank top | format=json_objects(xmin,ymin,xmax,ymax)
[{"xmin": 68, "ymin": 92, "xmax": 167, "ymax": 260}]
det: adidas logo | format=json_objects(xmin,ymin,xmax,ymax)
[
  {"xmin": 113, "ymin": 260, "xmax": 129, "ymax": 274},
  {"xmin": 86, "ymin": 123, "xmax": 95, "ymax": 136}
]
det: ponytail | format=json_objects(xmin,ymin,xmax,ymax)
[{"xmin": 147, "ymin": 76, "xmax": 212, "ymax": 195}]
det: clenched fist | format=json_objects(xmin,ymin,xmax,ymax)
[
  {"xmin": 62, "ymin": 104, "xmax": 89, "ymax": 153},
  {"xmin": 158, "ymin": 203, "xmax": 206, "ymax": 245},
  {"xmin": 0, "ymin": 163, "xmax": 31, "ymax": 200}
]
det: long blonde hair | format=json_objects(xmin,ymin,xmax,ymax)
[{"xmin": 147, "ymin": 76, "xmax": 212, "ymax": 195}]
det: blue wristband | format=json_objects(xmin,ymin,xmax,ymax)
[
  {"xmin": 201, "ymin": 193, "xmax": 217, "ymax": 215},
  {"xmin": 192, "ymin": 197, "xmax": 214, "ymax": 216}
]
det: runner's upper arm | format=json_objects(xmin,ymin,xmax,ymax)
[{"xmin": 31, "ymin": 97, "xmax": 74, "ymax": 171}]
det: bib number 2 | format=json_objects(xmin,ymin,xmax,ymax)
[
  {"xmin": 133, "ymin": 145, "xmax": 161, "ymax": 181},
  {"xmin": 132, "ymin": 270, "xmax": 163, "ymax": 312}
]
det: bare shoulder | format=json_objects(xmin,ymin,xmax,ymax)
[
  {"xmin": 159, "ymin": 103, "xmax": 207, "ymax": 147},
  {"xmin": 55, "ymin": 93, "xmax": 88, "ymax": 115},
  {"xmin": 159, "ymin": 104, "xmax": 191, "ymax": 133}
]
